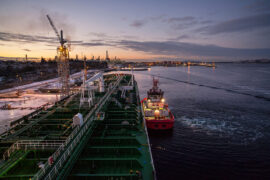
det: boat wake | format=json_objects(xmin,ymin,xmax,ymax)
[{"xmin": 177, "ymin": 116, "xmax": 264, "ymax": 144}]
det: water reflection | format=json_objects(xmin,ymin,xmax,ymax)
[
  {"xmin": 0, "ymin": 93, "xmax": 61, "ymax": 133},
  {"xmin": 133, "ymin": 64, "xmax": 270, "ymax": 179}
]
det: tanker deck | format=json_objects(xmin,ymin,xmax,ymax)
[{"xmin": 0, "ymin": 73, "xmax": 155, "ymax": 180}]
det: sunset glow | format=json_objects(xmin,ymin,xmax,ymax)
[{"xmin": 0, "ymin": 0, "xmax": 270, "ymax": 61}]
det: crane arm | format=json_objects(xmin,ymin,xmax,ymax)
[{"xmin": 46, "ymin": 15, "xmax": 61, "ymax": 43}]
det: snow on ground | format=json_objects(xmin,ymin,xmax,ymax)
[{"xmin": 0, "ymin": 69, "xmax": 100, "ymax": 133}]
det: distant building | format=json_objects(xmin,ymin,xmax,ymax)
[{"xmin": 105, "ymin": 50, "xmax": 110, "ymax": 61}]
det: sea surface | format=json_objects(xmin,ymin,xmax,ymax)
[
  {"xmin": 0, "ymin": 63, "xmax": 270, "ymax": 179},
  {"xmin": 134, "ymin": 63, "xmax": 270, "ymax": 180}
]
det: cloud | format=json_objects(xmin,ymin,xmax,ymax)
[
  {"xmin": 149, "ymin": 15, "xmax": 166, "ymax": 21},
  {"xmin": 163, "ymin": 16, "xmax": 213, "ymax": 30},
  {"xmin": 89, "ymin": 32, "xmax": 120, "ymax": 42},
  {"xmin": 90, "ymin": 32, "xmax": 108, "ymax": 37},
  {"xmin": 163, "ymin": 16, "xmax": 199, "ymax": 30},
  {"xmin": 198, "ymin": 13, "xmax": 270, "ymax": 34},
  {"xmin": 168, "ymin": 35, "xmax": 190, "ymax": 41},
  {"xmin": 173, "ymin": 21, "xmax": 198, "ymax": 30},
  {"xmin": 245, "ymin": 0, "xmax": 270, "ymax": 13},
  {"xmin": 79, "ymin": 42, "xmax": 107, "ymax": 46},
  {"xmin": 129, "ymin": 15, "xmax": 166, "ymax": 28},
  {"xmin": 44, "ymin": 48, "xmax": 56, "ymax": 51},
  {"xmin": 122, "ymin": 35, "xmax": 139, "ymax": 39},
  {"xmin": 38, "ymin": 9, "xmax": 76, "ymax": 37},
  {"xmin": 200, "ymin": 20, "xmax": 213, "ymax": 25},
  {"xmin": 0, "ymin": 32, "xmax": 57, "ymax": 43},
  {"xmin": 0, "ymin": 31, "xmax": 109, "ymax": 47},
  {"xmin": 22, "ymin": 48, "xmax": 31, "ymax": 52},
  {"xmin": 118, "ymin": 40, "xmax": 270, "ymax": 59},
  {"xmin": 129, "ymin": 15, "xmax": 210, "ymax": 30},
  {"xmin": 0, "ymin": 8, "xmax": 75, "ymax": 38},
  {"xmin": 2, "ymin": 31, "xmax": 270, "ymax": 60},
  {"xmin": 89, "ymin": 32, "xmax": 140, "ymax": 42},
  {"xmin": 167, "ymin": 16, "xmax": 195, "ymax": 23},
  {"xmin": 130, "ymin": 20, "xmax": 147, "ymax": 28}
]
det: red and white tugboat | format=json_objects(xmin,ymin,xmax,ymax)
[{"xmin": 141, "ymin": 78, "xmax": 174, "ymax": 130}]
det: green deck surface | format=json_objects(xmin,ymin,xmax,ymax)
[{"xmin": 0, "ymin": 74, "xmax": 155, "ymax": 180}]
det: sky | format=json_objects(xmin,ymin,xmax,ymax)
[{"xmin": 0, "ymin": 0, "xmax": 270, "ymax": 61}]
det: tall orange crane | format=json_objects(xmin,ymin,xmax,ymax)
[{"xmin": 46, "ymin": 15, "xmax": 70, "ymax": 98}]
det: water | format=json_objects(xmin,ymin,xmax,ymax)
[
  {"xmin": 134, "ymin": 64, "xmax": 270, "ymax": 179},
  {"xmin": 0, "ymin": 94, "xmax": 59, "ymax": 133},
  {"xmin": 0, "ymin": 64, "xmax": 269, "ymax": 179}
]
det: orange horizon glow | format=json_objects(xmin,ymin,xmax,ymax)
[{"xmin": 0, "ymin": 43, "xmax": 176, "ymax": 61}]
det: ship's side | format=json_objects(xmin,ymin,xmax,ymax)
[{"xmin": 0, "ymin": 73, "xmax": 155, "ymax": 180}]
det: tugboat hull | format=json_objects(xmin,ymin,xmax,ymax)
[
  {"xmin": 142, "ymin": 98, "xmax": 175, "ymax": 130},
  {"xmin": 146, "ymin": 119, "xmax": 174, "ymax": 130}
]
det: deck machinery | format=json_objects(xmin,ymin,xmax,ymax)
[{"xmin": 0, "ymin": 73, "xmax": 155, "ymax": 180}]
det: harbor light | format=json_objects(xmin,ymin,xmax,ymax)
[{"xmin": 161, "ymin": 98, "xmax": 165, "ymax": 103}]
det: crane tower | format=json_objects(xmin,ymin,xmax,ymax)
[{"xmin": 46, "ymin": 15, "xmax": 70, "ymax": 98}]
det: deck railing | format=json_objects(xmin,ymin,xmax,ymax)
[{"xmin": 2, "ymin": 140, "xmax": 65, "ymax": 160}]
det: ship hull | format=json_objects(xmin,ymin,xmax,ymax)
[{"xmin": 146, "ymin": 119, "xmax": 174, "ymax": 130}]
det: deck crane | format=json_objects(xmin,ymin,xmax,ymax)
[
  {"xmin": 46, "ymin": 15, "xmax": 67, "ymax": 47},
  {"xmin": 46, "ymin": 14, "xmax": 70, "ymax": 98}
]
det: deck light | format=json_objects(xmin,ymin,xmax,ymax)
[{"xmin": 154, "ymin": 109, "xmax": 160, "ymax": 116}]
